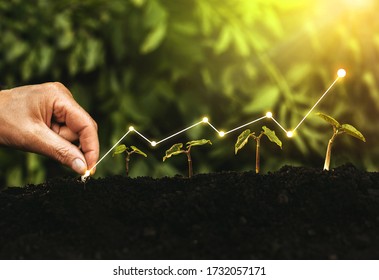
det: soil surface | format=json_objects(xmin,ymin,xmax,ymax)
[{"xmin": 0, "ymin": 164, "xmax": 379, "ymax": 260}]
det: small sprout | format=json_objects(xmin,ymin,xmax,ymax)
[
  {"xmin": 113, "ymin": 144, "xmax": 147, "ymax": 176},
  {"xmin": 235, "ymin": 126, "xmax": 282, "ymax": 174},
  {"xmin": 80, "ymin": 170, "xmax": 91, "ymax": 183},
  {"xmin": 163, "ymin": 139, "xmax": 212, "ymax": 178},
  {"xmin": 316, "ymin": 112, "xmax": 366, "ymax": 171}
]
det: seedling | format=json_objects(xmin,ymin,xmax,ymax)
[
  {"xmin": 316, "ymin": 112, "xmax": 366, "ymax": 171},
  {"xmin": 235, "ymin": 126, "xmax": 282, "ymax": 174},
  {"xmin": 112, "ymin": 145, "xmax": 147, "ymax": 176},
  {"xmin": 163, "ymin": 139, "xmax": 212, "ymax": 178}
]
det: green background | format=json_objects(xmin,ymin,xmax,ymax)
[{"xmin": 1, "ymin": 0, "xmax": 378, "ymax": 186}]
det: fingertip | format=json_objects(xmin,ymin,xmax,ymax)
[
  {"xmin": 84, "ymin": 148, "xmax": 99, "ymax": 172},
  {"xmin": 72, "ymin": 158, "xmax": 87, "ymax": 175}
]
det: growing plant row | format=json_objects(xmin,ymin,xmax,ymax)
[{"xmin": 112, "ymin": 112, "xmax": 365, "ymax": 178}]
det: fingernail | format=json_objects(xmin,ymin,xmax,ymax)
[{"xmin": 72, "ymin": 158, "xmax": 87, "ymax": 174}]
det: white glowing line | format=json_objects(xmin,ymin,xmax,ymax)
[
  {"xmin": 133, "ymin": 128, "xmax": 153, "ymax": 144},
  {"xmin": 88, "ymin": 130, "xmax": 131, "ymax": 173},
  {"xmin": 271, "ymin": 116, "xmax": 288, "ymax": 134},
  {"xmin": 224, "ymin": 116, "xmax": 266, "ymax": 135},
  {"xmin": 292, "ymin": 76, "xmax": 340, "ymax": 132},
  {"xmin": 156, "ymin": 121, "xmax": 203, "ymax": 145},
  {"xmin": 206, "ymin": 122, "xmax": 220, "ymax": 134},
  {"xmin": 85, "ymin": 70, "xmax": 344, "ymax": 177}
]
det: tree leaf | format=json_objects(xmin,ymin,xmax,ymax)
[
  {"xmin": 341, "ymin": 124, "xmax": 366, "ymax": 142},
  {"xmin": 163, "ymin": 143, "xmax": 184, "ymax": 161},
  {"xmin": 131, "ymin": 146, "xmax": 148, "ymax": 157},
  {"xmin": 130, "ymin": 0, "xmax": 146, "ymax": 8},
  {"xmin": 140, "ymin": 23, "xmax": 167, "ymax": 54},
  {"xmin": 243, "ymin": 84, "xmax": 280, "ymax": 114},
  {"xmin": 214, "ymin": 26, "xmax": 232, "ymax": 55},
  {"xmin": 316, "ymin": 112, "xmax": 341, "ymax": 128},
  {"xmin": 113, "ymin": 144, "xmax": 127, "ymax": 156},
  {"xmin": 84, "ymin": 38, "xmax": 102, "ymax": 72},
  {"xmin": 262, "ymin": 126, "xmax": 282, "ymax": 149},
  {"xmin": 6, "ymin": 39, "xmax": 28, "ymax": 61},
  {"xmin": 233, "ymin": 26, "xmax": 250, "ymax": 57},
  {"xmin": 186, "ymin": 139, "xmax": 212, "ymax": 148},
  {"xmin": 235, "ymin": 129, "xmax": 253, "ymax": 154}
]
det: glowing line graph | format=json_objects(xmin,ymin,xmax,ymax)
[{"xmin": 81, "ymin": 69, "xmax": 346, "ymax": 181}]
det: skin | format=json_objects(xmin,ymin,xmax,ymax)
[{"xmin": 0, "ymin": 82, "xmax": 99, "ymax": 175}]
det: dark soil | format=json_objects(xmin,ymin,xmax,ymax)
[{"xmin": 1, "ymin": 164, "xmax": 379, "ymax": 260}]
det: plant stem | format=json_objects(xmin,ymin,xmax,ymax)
[
  {"xmin": 255, "ymin": 137, "xmax": 261, "ymax": 174},
  {"xmin": 324, "ymin": 129, "xmax": 338, "ymax": 171},
  {"xmin": 186, "ymin": 152, "xmax": 193, "ymax": 178},
  {"xmin": 185, "ymin": 148, "xmax": 193, "ymax": 178},
  {"xmin": 125, "ymin": 153, "xmax": 131, "ymax": 176}
]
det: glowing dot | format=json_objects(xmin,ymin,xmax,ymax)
[
  {"xmin": 80, "ymin": 170, "xmax": 91, "ymax": 183},
  {"xmin": 337, "ymin": 69, "xmax": 346, "ymax": 78},
  {"xmin": 219, "ymin": 131, "xmax": 225, "ymax": 137},
  {"xmin": 202, "ymin": 117, "xmax": 209, "ymax": 123},
  {"xmin": 287, "ymin": 131, "xmax": 294, "ymax": 138},
  {"xmin": 151, "ymin": 141, "xmax": 157, "ymax": 147},
  {"xmin": 266, "ymin": 112, "xmax": 273, "ymax": 119},
  {"xmin": 129, "ymin": 126, "xmax": 135, "ymax": 132}
]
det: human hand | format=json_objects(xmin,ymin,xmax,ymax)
[{"xmin": 0, "ymin": 82, "xmax": 99, "ymax": 175}]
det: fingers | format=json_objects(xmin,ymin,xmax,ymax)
[
  {"xmin": 0, "ymin": 82, "xmax": 100, "ymax": 175},
  {"xmin": 50, "ymin": 85, "xmax": 99, "ymax": 173},
  {"xmin": 51, "ymin": 123, "xmax": 79, "ymax": 143},
  {"xmin": 29, "ymin": 125, "xmax": 88, "ymax": 174},
  {"xmin": 65, "ymin": 109, "xmax": 99, "ymax": 172}
]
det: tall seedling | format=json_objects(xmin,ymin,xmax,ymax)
[
  {"xmin": 316, "ymin": 112, "xmax": 366, "ymax": 171},
  {"xmin": 113, "ymin": 145, "xmax": 147, "ymax": 176},
  {"xmin": 235, "ymin": 126, "xmax": 282, "ymax": 173},
  {"xmin": 163, "ymin": 139, "xmax": 212, "ymax": 178}
]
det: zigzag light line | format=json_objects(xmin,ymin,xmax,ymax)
[{"xmin": 82, "ymin": 69, "xmax": 346, "ymax": 180}]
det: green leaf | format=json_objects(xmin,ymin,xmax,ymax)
[
  {"xmin": 233, "ymin": 27, "xmax": 250, "ymax": 57},
  {"xmin": 130, "ymin": 0, "xmax": 146, "ymax": 7},
  {"xmin": 140, "ymin": 23, "xmax": 167, "ymax": 54},
  {"xmin": 54, "ymin": 13, "xmax": 74, "ymax": 50},
  {"xmin": 131, "ymin": 146, "xmax": 148, "ymax": 157},
  {"xmin": 163, "ymin": 143, "xmax": 184, "ymax": 161},
  {"xmin": 243, "ymin": 84, "xmax": 280, "ymax": 114},
  {"xmin": 316, "ymin": 112, "xmax": 341, "ymax": 128},
  {"xmin": 172, "ymin": 22, "xmax": 198, "ymax": 36},
  {"xmin": 143, "ymin": 0, "xmax": 167, "ymax": 27},
  {"xmin": 186, "ymin": 139, "xmax": 212, "ymax": 148},
  {"xmin": 84, "ymin": 38, "xmax": 102, "ymax": 72},
  {"xmin": 112, "ymin": 144, "xmax": 127, "ymax": 156},
  {"xmin": 235, "ymin": 129, "xmax": 253, "ymax": 154},
  {"xmin": 341, "ymin": 124, "xmax": 366, "ymax": 142},
  {"xmin": 200, "ymin": 68, "xmax": 213, "ymax": 88},
  {"xmin": 6, "ymin": 40, "xmax": 28, "ymax": 61},
  {"xmin": 38, "ymin": 45, "xmax": 53, "ymax": 74},
  {"xmin": 214, "ymin": 26, "xmax": 232, "ymax": 55},
  {"xmin": 262, "ymin": 126, "xmax": 282, "ymax": 149}
]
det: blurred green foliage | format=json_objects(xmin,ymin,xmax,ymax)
[{"xmin": 1, "ymin": 0, "xmax": 378, "ymax": 186}]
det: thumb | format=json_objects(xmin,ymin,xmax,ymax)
[{"xmin": 30, "ymin": 126, "xmax": 88, "ymax": 175}]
